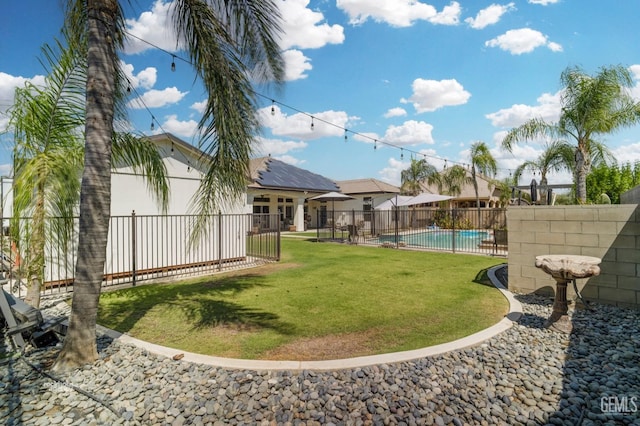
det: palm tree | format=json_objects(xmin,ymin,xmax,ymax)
[
  {"xmin": 502, "ymin": 65, "xmax": 640, "ymax": 203},
  {"xmin": 469, "ymin": 141, "xmax": 497, "ymax": 224},
  {"xmin": 440, "ymin": 165, "xmax": 473, "ymax": 198},
  {"xmin": 9, "ymin": 30, "xmax": 169, "ymax": 309},
  {"xmin": 512, "ymin": 141, "xmax": 573, "ymax": 204},
  {"xmin": 400, "ymin": 158, "xmax": 439, "ymax": 196},
  {"xmin": 52, "ymin": 0, "xmax": 284, "ymax": 371}
]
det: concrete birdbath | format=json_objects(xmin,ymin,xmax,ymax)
[{"xmin": 535, "ymin": 254, "xmax": 601, "ymax": 333}]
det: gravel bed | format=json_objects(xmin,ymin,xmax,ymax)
[{"xmin": 1, "ymin": 288, "xmax": 639, "ymax": 425}]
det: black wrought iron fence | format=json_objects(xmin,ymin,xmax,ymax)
[
  {"xmin": 1, "ymin": 212, "xmax": 280, "ymax": 297},
  {"xmin": 315, "ymin": 207, "xmax": 507, "ymax": 256}
]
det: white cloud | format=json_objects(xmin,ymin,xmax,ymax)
[
  {"xmin": 528, "ymin": 0, "xmax": 559, "ymax": 5},
  {"xmin": 120, "ymin": 62, "xmax": 157, "ymax": 89},
  {"xmin": 465, "ymin": 3, "xmax": 515, "ymax": 30},
  {"xmin": 259, "ymin": 105, "xmax": 351, "ymax": 140},
  {"xmin": 283, "ymin": 50, "xmax": 313, "ymax": 81},
  {"xmin": 279, "ymin": 0, "xmax": 345, "ymax": 50},
  {"xmin": 0, "ymin": 72, "xmax": 46, "ymax": 131},
  {"xmin": 191, "ymin": 100, "xmax": 206, "ymax": 114},
  {"xmin": 124, "ymin": 0, "xmax": 179, "ymax": 55},
  {"xmin": 384, "ymin": 107, "xmax": 407, "ymax": 118},
  {"xmin": 612, "ymin": 142, "xmax": 640, "ymax": 165},
  {"xmin": 383, "ymin": 120, "xmax": 434, "ymax": 146},
  {"xmin": 273, "ymin": 155, "xmax": 306, "ymax": 166},
  {"xmin": 128, "ymin": 87, "xmax": 188, "ymax": 109},
  {"xmin": 158, "ymin": 114, "xmax": 198, "ymax": 137},
  {"xmin": 378, "ymin": 157, "xmax": 408, "ymax": 185},
  {"xmin": 486, "ymin": 91, "xmax": 561, "ymax": 127},
  {"xmin": 255, "ymin": 136, "xmax": 308, "ymax": 157},
  {"xmin": 337, "ymin": 0, "xmax": 461, "ymax": 28},
  {"xmin": 485, "ymin": 28, "xmax": 562, "ymax": 55},
  {"xmin": 401, "ymin": 78, "xmax": 471, "ymax": 113}
]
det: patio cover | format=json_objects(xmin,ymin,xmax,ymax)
[{"xmin": 375, "ymin": 193, "xmax": 453, "ymax": 210}]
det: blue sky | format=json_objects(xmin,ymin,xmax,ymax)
[{"xmin": 2, "ymin": 0, "xmax": 640, "ymax": 187}]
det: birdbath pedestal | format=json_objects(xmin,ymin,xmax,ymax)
[{"xmin": 534, "ymin": 254, "xmax": 601, "ymax": 333}]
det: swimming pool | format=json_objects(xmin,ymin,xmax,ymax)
[{"xmin": 377, "ymin": 229, "xmax": 490, "ymax": 251}]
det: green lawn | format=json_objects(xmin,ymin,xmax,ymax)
[{"xmin": 98, "ymin": 239, "xmax": 508, "ymax": 360}]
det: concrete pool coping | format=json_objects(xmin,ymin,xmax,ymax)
[{"xmin": 98, "ymin": 264, "xmax": 522, "ymax": 371}]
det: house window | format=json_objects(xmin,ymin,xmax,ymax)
[{"xmin": 363, "ymin": 197, "xmax": 372, "ymax": 221}]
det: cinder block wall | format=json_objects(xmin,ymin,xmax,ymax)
[{"xmin": 507, "ymin": 205, "xmax": 640, "ymax": 308}]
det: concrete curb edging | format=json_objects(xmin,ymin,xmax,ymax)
[{"xmin": 99, "ymin": 264, "xmax": 523, "ymax": 371}]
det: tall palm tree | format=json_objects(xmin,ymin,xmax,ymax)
[
  {"xmin": 9, "ymin": 31, "xmax": 169, "ymax": 309},
  {"xmin": 502, "ymin": 65, "xmax": 640, "ymax": 203},
  {"xmin": 469, "ymin": 141, "xmax": 497, "ymax": 224},
  {"xmin": 400, "ymin": 158, "xmax": 439, "ymax": 196},
  {"xmin": 52, "ymin": 0, "xmax": 284, "ymax": 371}
]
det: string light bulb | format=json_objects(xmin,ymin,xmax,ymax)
[
  {"xmin": 271, "ymin": 100, "xmax": 275, "ymax": 116},
  {"xmin": 171, "ymin": 55, "xmax": 176, "ymax": 72},
  {"xmin": 310, "ymin": 117, "xmax": 314, "ymax": 131},
  {"xmin": 150, "ymin": 118, "xmax": 155, "ymax": 131},
  {"xmin": 344, "ymin": 129, "xmax": 348, "ymax": 142},
  {"xmin": 170, "ymin": 142, "xmax": 175, "ymax": 156},
  {"xmin": 400, "ymin": 148, "xmax": 404, "ymax": 160},
  {"xmin": 444, "ymin": 159, "xmax": 447, "ymax": 169},
  {"xmin": 374, "ymin": 140, "xmax": 377, "ymax": 150}
]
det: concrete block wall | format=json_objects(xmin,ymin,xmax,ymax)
[
  {"xmin": 621, "ymin": 185, "xmax": 640, "ymax": 204},
  {"xmin": 507, "ymin": 205, "xmax": 640, "ymax": 308}
]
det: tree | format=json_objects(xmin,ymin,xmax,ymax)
[
  {"xmin": 469, "ymin": 141, "xmax": 497, "ymax": 223},
  {"xmin": 586, "ymin": 162, "xmax": 640, "ymax": 203},
  {"xmin": 400, "ymin": 158, "xmax": 439, "ymax": 196},
  {"xmin": 440, "ymin": 165, "xmax": 473, "ymax": 198},
  {"xmin": 502, "ymin": 65, "xmax": 640, "ymax": 203},
  {"xmin": 9, "ymin": 31, "xmax": 169, "ymax": 309},
  {"xmin": 513, "ymin": 141, "xmax": 574, "ymax": 204},
  {"xmin": 52, "ymin": 0, "xmax": 284, "ymax": 372}
]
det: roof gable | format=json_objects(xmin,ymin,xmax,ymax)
[{"xmin": 337, "ymin": 178, "xmax": 400, "ymax": 195}]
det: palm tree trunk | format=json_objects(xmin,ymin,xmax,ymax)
[
  {"xmin": 24, "ymin": 183, "xmax": 46, "ymax": 308},
  {"xmin": 53, "ymin": 0, "xmax": 117, "ymax": 372},
  {"xmin": 575, "ymin": 147, "xmax": 589, "ymax": 203}
]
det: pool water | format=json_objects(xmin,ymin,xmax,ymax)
[{"xmin": 378, "ymin": 229, "xmax": 490, "ymax": 250}]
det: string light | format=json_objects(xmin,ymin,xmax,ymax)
[
  {"xmin": 400, "ymin": 148, "xmax": 404, "ymax": 160},
  {"xmin": 124, "ymin": 30, "xmax": 517, "ymax": 176},
  {"xmin": 150, "ymin": 117, "xmax": 155, "ymax": 131}
]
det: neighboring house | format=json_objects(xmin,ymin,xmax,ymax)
[
  {"xmin": 420, "ymin": 169, "xmax": 503, "ymax": 208},
  {"xmin": 248, "ymin": 157, "xmax": 339, "ymax": 231},
  {"xmin": 114, "ymin": 134, "xmax": 402, "ymax": 231}
]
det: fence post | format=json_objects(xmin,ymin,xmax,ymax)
[
  {"xmin": 218, "ymin": 211, "xmax": 223, "ymax": 271},
  {"xmin": 276, "ymin": 214, "xmax": 281, "ymax": 261},
  {"xmin": 451, "ymin": 208, "xmax": 456, "ymax": 253},
  {"xmin": 394, "ymin": 205, "xmax": 399, "ymax": 248},
  {"xmin": 131, "ymin": 210, "xmax": 137, "ymax": 286}
]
